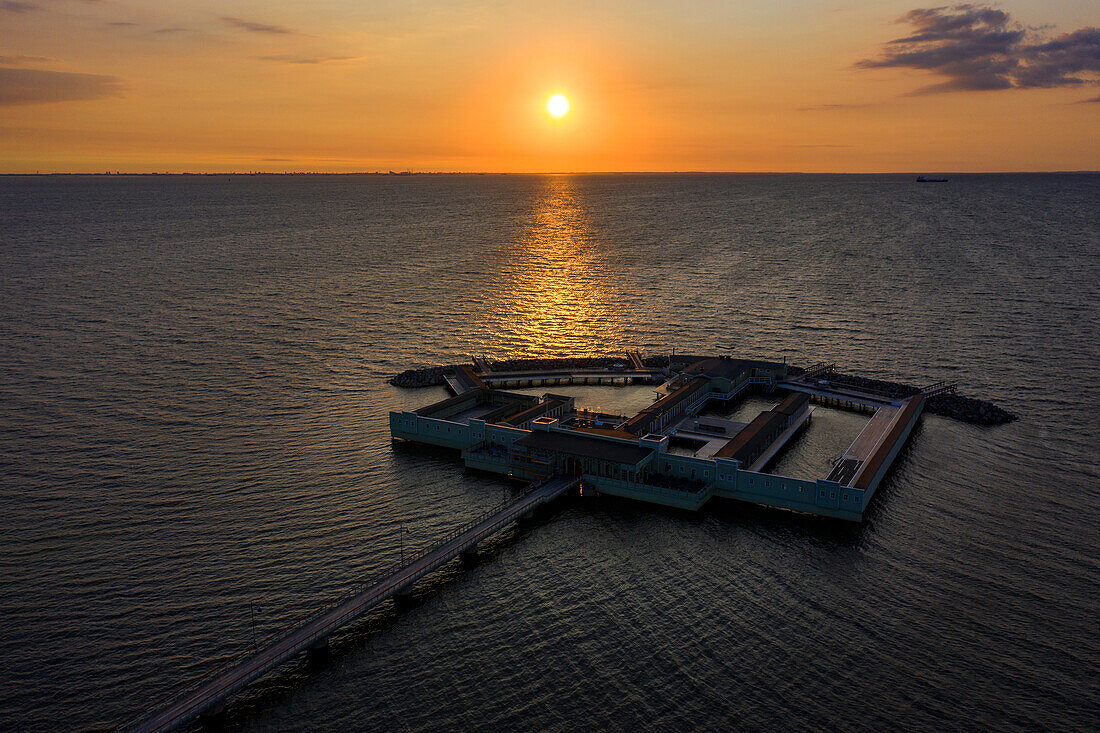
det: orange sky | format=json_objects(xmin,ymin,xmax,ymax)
[{"xmin": 1, "ymin": 0, "xmax": 1097, "ymax": 172}]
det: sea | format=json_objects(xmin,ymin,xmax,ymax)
[{"xmin": 1, "ymin": 173, "xmax": 1097, "ymax": 731}]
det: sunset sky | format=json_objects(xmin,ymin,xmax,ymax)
[{"xmin": 1, "ymin": 0, "xmax": 1098, "ymax": 173}]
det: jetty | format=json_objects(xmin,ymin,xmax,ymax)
[
  {"xmin": 121, "ymin": 349, "xmax": 964, "ymax": 730},
  {"xmin": 120, "ymin": 475, "xmax": 578, "ymax": 732}
]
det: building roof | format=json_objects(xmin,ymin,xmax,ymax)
[
  {"xmin": 623, "ymin": 377, "xmax": 707, "ymax": 435},
  {"xmin": 514, "ymin": 430, "xmax": 653, "ymax": 466},
  {"xmin": 714, "ymin": 410, "xmax": 787, "ymax": 462},
  {"xmin": 415, "ymin": 388, "xmax": 536, "ymax": 417},
  {"xmin": 775, "ymin": 391, "xmax": 810, "ymax": 415},
  {"xmin": 502, "ymin": 395, "xmax": 569, "ymax": 427}
]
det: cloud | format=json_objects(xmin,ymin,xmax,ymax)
[
  {"xmin": 153, "ymin": 27, "xmax": 188, "ymax": 34},
  {"xmin": 107, "ymin": 21, "xmax": 137, "ymax": 27},
  {"xmin": 0, "ymin": 67, "xmax": 124, "ymax": 105},
  {"xmin": 257, "ymin": 55, "xmax": 362, "ymax": 65},
  {"xmin": 797, "ymin": 103, "xmax": 872, "ymax": 111},
  {"xmin": 0, "ymin": 55, "xmax": 54, "ymax": 65},
  {"xmin": 783, "ymin": 144, "xmax": 854, "ymax": 148},
  {"xmin": 1016, "ymin": 27, "xmax": 1100, "ymax": 88},
  {"xmin": 221, "ymin": 16, "xmax": 295, "ymax": 35},
  {"xmin": 0, "ymin": 0, "xmax": 38, "ymax": 12},
  {"xmin": 857, "ymin": 4, "xmax": 1100, "ymax": 96}
]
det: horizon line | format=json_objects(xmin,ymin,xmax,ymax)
[{"xmin": 3, "ymin": 170, "xmax": 1099, "ymax": 176}]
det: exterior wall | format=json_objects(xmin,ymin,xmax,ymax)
[
  {"xmin": 653, "ymin": 452, "xmax": 719, "ymax": 484},
  {"xmin": 390, "ymin": 411, "xmax": 479, "ymax": 450},
  {"xmin": 714, "ymin": 470, "xmax": 864, "ymax": 521},
  {"xmin": 481, "ymin": 420, "xmax": 528, "ymax": 449},
  {"xmin": 589, "ymin": 475, "xmax": 713, "ymax": 510},
  {"xmin": 461, "ymin": 450, "xmax": 512, "ymax": 475},
  {"xmin": 389, "ymin": 412, "xmax": 526, "ymax": 452}
]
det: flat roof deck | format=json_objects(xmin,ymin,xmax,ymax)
[
  {"xmin": 449, "ymin": 403, "xmax": 511, "ymax": 424},
  {"xmin": 668, "ymin": 415, "xmax": 749, "ymax": 458},
  {"xmin": 846, "ymin": 404, "xmax": 899, "ymax": 460}
]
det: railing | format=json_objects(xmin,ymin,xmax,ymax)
[
  {"xmin": 921, "ymin": 380, "xmax": 957, "ymax": 397},
  {"xmin": 119, "ymin": 478, "xmax": 570, "ymax": 731},
  {"xmin": 802, "ymin": 362, "xmax": 836, "ymax": 379}
]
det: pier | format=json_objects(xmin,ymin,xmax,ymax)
[
  {"xmin": 123, "ymin": 351, "xmax": 938, "ymax": 729},
  {"xmin": 478, "ymin": 368, "xmax": 663, "ymax": 390},
  {"xmin": 121, "ymin": 475, "xmax": 579, "ymax": 732}
]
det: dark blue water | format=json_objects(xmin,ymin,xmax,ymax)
[{"xmin": 1, "ymin": 174, "xmax": 1097, "ymax": 731}]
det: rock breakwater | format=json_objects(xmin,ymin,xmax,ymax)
[{"xmin": 820, "ymin": 372, "xmax": 1017, "ymax": 425}]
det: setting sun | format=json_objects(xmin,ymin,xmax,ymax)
[{"xmin": 546, "ymin": 94, "xmax": 570, "ymax": 119}]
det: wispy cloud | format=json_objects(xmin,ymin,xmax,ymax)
[
  {"xmin": 784, "ymin": 144, "xmax": 854, "ymax": 148},
  {"xmin": 257, "ymin": 55, "xmax": 363, "ymax": 65},
  {"xmin": 221, "ymin": 16, "xmax": 296, "ymax": 35},
  {"xmin": 0, "ymin": 67, "xmax": 124, "ymax": 105},
  {"xmin": 153, "ymin": 27, "xmax": 188, "ymax": 35},
  {"xmin": 797, "ymin": 103, "xmax": 872, "ymax": 112},
  {"xmin": 0, "ymin": 55, "xmax": 54, "ymax": 66},
  {"xmin": 857, "ymin": 4, "xmax": 1100, "ymax": 96},
  {"xmin": 0, "ymin": 0, "xmax": 38, "ymax": 12},
  {"xmin": 107, "ymin": 21, "xmax": 137, "ymax": 27}
]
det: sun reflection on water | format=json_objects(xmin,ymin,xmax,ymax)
[{"xmin": 474, "ymin": 176, "xmax": 626, "ymax": 357}]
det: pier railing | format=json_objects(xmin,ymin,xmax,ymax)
[
  {"xmin": 802, "ymin": 362, "xmax": 836, "ymax": 379},
  {"xmin": 920, "ymin": 381, "xmax": 957, "ymax": 397}
]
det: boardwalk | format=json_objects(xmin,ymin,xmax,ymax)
[{"xmin": 124, "ymin": 475, "xmax": 580, "ymax": 732}]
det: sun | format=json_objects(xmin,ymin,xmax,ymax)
[{"xmin": 546, "ymin": 94, "xmax": 570, "ymax": 118}]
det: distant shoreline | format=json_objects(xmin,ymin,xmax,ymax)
[{"xmin": 2, "ymin": 171, "xmax": 1098, "ymax": 177}]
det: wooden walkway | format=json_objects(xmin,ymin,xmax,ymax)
[{"xmin": 122, "ymin": 475, "xmax": 580, "ymax": 732}]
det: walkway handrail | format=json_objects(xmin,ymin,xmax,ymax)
[{"xmin": 117, "ymin": 478, "xmax": 567, "ymax": 731}]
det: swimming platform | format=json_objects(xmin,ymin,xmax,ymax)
[{"xmin": 392, "ymin": 353, "xmax": 933, "ymax": 522}]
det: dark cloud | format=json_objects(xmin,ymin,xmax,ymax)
[
  {"xmin": 257, "ymin": 55, "xmax": 361, "ymax": 65},
  {"xmin": 153, "ymin": 27, "xmax": 188, "ymax": 34},
  {"xmin": 857, "ymin": 4, "xmax": 1100, "ymax": 96},
  {"xmin": 220, "ymin": 16, "xmax": 295, "ymax": 35},
  {"xmin": 0, "ymin": 1, "xmax": 38, "ymax": 12},
  {"xmin": 0, "ymin": 67, "xmax": 124, "ymax": 105},
  {"xmin": 784, "ymin": 144, "xmax": 854, "ymax": 148},
  {"xmin": 107, "ymin": 21, "xmax": 137, "ymax": 27},
  {"xmin": 1016, "ymin": 28, "xmax": 1100, "ymax": 88}
]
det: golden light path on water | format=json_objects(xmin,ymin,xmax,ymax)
[{"xmin": 474, "ymin": 176, "xmax": 627, "ymax": 357}]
